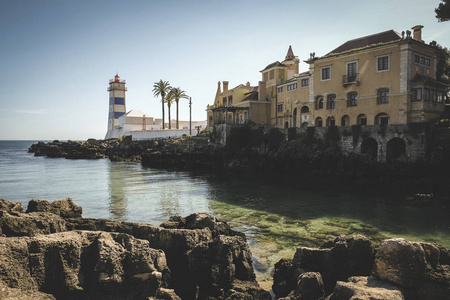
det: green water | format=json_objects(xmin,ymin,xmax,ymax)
[{"xmin": 1, "ymin": 141, "xmax": 449, "ymax": 288}]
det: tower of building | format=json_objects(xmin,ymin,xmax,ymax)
[{"xmin": 107, "ymin": 74, "xmax": 127, "ymax": 131}]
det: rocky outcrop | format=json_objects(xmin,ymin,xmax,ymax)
[
  {"xmin": 0, "ymin": 198, "xmax": 270, "ymax": 300},
  {"xmin": 28, "ymin": 138, "xmax": 159, "ymax": 161},
  {"xmin": 273, "ymin": 236, "xmax": 450, "ymax": 300},
  {"xmin": 26, "ymin": 198, "xmax": 82, "ymax": 218},
  {"xmin": 326, "ymin": 276, "xmax": 404, "ymax": 300}
]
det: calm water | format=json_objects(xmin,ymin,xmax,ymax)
[{"xmin": 1, "ymin": 140, "xmax": 449, "ymax": 287}]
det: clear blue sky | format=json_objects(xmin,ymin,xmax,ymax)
[{"xmin": 0, "ymin": 0, "xmax": 448, "ymax": 140}]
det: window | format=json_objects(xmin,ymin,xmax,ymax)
[
  {"xmin": 316, "ymin": 97, "xmax": 324, "ymax": 109},
  {"xmin": 414, "ymin": 54, "xmax": 431, "ymax": 67},
  {"xmin": 438, "ymin": 92, "xmax": 444, "ymax": 103},
  {"xmin": 301, "ymin": 106, "xmax": 309, "ymax": 113},
  {"xmin": 287, "ymin": 83, "xmax": 297, "ymax": 91},
  {"xmin": 222, "ymin": 97, "xmax": 227, "ymax": 106},
  {"xmin": 270, "ymin": 70, "xmax": 275, "ymax": 80},
  {"xmin": 315, "ymin": 117, "xmax": 323, "ymax": 127},
  {"xmin": 228, "ymin": 95, "xmax": 233, "ymax": 106},
  {"xmin": 375, "ymin": 113, "xmax": 389, "ymax": 125},
  {"xmin": 341, "ymin": 115, "xmax": 350, "ymax": 127},
  {"xmin": 277, "ymin": 87, "xmax": 283, "ymax": 93},
  {"xmin": 301, "ymin": 79, "xmax": 309, "ymax": 87},
  {"xmin": 321, "ymin": 67, "xmax": 331, "ymax": 80},
  {"xmin": 357, "ymin": 114, "xmax": 367, "ymax": 125},
  {"xmin": 327, "ymin": 95, "xmax": 336, "ymax": 109},
  {"xmin": 377, "ymin": 55, "xmax": 390, "ymax": 71},
  {"xmin": 378, "ymin": 89, "xmax": 389, "ymax": 104},
  {"xmin": 412, "ymin": 88, "xmax": 422, "ymax": 101},
  {"xmin": 263, "ymin": 72, "xmax": 268, "ymax": 81},
  {"xmin": 347, "ymin": 92, "xmax": 357, "ymax": 107},
  {"xmin": 347, "ymin": 62, "xmax": 357, "ymax": 82},
  {"xmin": 326, "ymin": 117, "xmax": 336, "ymax": 127},
  {"xmin": 424, "ymin": 89, "xmax": 430, "ymax": 101},
  {"xmin": 277, "ymin": 103, "xmax": 283, "ymax": 112}
]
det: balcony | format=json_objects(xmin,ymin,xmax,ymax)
[
  {"xmin": 342, "ymin": 73, "xmax": 359, "ymax": 86},
  {"xmin": 109, "ymin": 79, "xmax": 126, "ymax": 84},
  {"xmin": 107, "ymin": 86, "xmax": 128, "ymax": 91}
]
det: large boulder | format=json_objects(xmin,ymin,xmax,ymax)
[
  {"xmin": 292, "ymin": 235, "xmax": 374, "ymax": 295},
  {"xmin": 26, "ymin": 198, "xmax": 82, "ymax": 218},
  {"xmin": 0, "ymin": 199, "xmax": 24, "ymax": 213},
  {"xmin": 373, "ymin": 238, "xmax": 450, "ymax": 299},
  {"xmin": 326, "ymin": 276, "xmax": 404, "ymax": 300},
  {"xmin": 0, "ymin": 211, "xmax": 66, "ymax": 237},
  {"xmin": 0, "ymin": 230, "xmax": 170, "ymax": 299}
]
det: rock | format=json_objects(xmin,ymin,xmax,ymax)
[
  {"xmin": 0, "ymin": 280, "xmax": 55, "ymax": 300},
  {"xmin": 0, "ymin": 230, "xmax": 170, "ymax": 299},
  {"xmin": 295, "ymin": 272, "xmax": 325, "ymax": 300},
  {"xmin": 293, "ymin": 235, "xmax": 374, "ymax": 295},
  {"xmin": 0, "ymin": 211, "xmax": 66, "ymax": 237},
  {"xmin": 0, "ymin": 199, "xmax": 24, "ymax": 213},
  {"xmin": 326, "ymin": 276, "xmax": 404, "ymax": 300},
  {"xmin": 373, "ymin": 238, "xmax": 450, "ymax": 299},
  {"xmin": 26, "ymin": 198, "xmax": 82, "ymax": 218},
  {"xmin": 373, "ymin": 238, "xmax": 427, "ymax": 288},
  {"xmin": 272, "ymin": 259, "xmax": 298, "ymax": 298}
]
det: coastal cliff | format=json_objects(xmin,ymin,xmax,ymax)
[{"xmin": 1, "ymin": 198, "xmax": 449, "ymax": 300}]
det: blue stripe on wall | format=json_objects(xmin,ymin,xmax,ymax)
[
  {"xmin": 114, "ymin": 97, "xmax": 125, "ymax": 105},
  {"xmin": 114, "ymin": 112, "xmax": 125, "ymax": 119}
]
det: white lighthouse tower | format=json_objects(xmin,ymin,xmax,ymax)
[{"xmin": 105, "ymin": 74, "xmax": 127, "ymax": 138}]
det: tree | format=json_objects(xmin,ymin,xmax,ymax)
[
  {"xmin": 436, "ymin": 0, "xmax": 450, "ymax": 22},
  {"xmin": 166, "ymin": 92, "xmax": 174, "ymax": 129},
  {"xmin": 168, "ymin": 87, "xmax": 189, "ymax": 129},
  {"xmin": 152, "ymin": 80, "xmax": 171, "ymax": 129}
]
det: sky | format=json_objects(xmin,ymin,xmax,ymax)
[{"xmin": 0, "ymin": 0, "xmax": 449, "ymax": 140}]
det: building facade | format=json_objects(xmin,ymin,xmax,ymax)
[{"xmin": 208, "ymin": 26, "xmax": 448, "ymax": 130}]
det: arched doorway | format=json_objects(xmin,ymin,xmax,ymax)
[
  {"xmin": 361, "ymin": 138, "xmax": 378, "ymax": 162},
  {"xmin": 326, "ymin": 116, "xmax": 336, "ymax": 127},
  {"xmin": 341, "ymin": 115, "xmax": 350, "ymax": 127},
  {"xmin": 284, "ymin": 121, "xmax": 289, "ymax": 129},
  {"xmin": 386, "ymin": 138, "xmax": 406, "ymax": 163},
  {"xmin": 375, "ymin": 113, "xmax": 389, "ymax": 125}
]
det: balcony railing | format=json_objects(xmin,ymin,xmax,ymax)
[
  {"xmin": 342, "ymin": 73, "xmax": 359, "ymax": 86},
  {"xmin": 107, "ymin": 86, "xmax": 127, "ymax": 91},
  {"xmin": 109, "ymin": 79, "xmax": 126, "ymax": 84}
]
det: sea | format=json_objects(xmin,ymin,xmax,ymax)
[{"xmin": 1, "ymin": 140, "xmax": 449, "ymax": 287}]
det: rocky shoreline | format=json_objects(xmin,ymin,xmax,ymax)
[{"xmin": 1, "ymin": 198, "xmax": 449, "ymax": 299}]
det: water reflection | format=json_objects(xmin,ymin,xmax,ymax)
[{"xmin": 107, "ymin": 162, "xmax": 128, "ymax": 222}]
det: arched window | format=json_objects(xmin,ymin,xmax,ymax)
[
  {"xmin": 326, "ymin": 116, "xmax": 336, "ymax": 127},
  {"xmin": 341, "ymin": 115, "xmax": 350, "ymax": 127},
  {"xmin": 357, "ymin": 114, "xmax": 367, "ymax": 126},
  {"xmin": 301, "ymin": 122, "xmax": 308, "ymax": 128},
  {"xmin": 316, "ymin": 97, "xmax": 324, "ymax": 109},
  {"xmin": 327, "ymin": 94, "xmax": 336, "ymax": 109},
  {"xmin": 315, "ymin": 117, "xmax": 323, "ymax": 127},
  {"xmin": 375, "ymin": 113, "xmax": 389, "ymax": 125},
  {"xmin": 301, "ymin": 106, "xmax": 309, "ymax": 113}
]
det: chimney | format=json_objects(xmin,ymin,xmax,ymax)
[
  {"xmin": 411, "ymin": 25, "xmax": 424, "ymax": 42},
  {"xmin": 223, "ymin": 81, "xmax": 229, "ymax": 92},
  {"xmin": 258, "ymin": 81, "xmax": 267, "ymax": 101}
]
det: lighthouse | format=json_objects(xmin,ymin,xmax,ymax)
[{"xmin": 107, "ymin": 74, "xmax": 127, "ymax": 131}]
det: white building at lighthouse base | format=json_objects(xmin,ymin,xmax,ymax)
[{"xmin": 105, "ymin": 109, "xmax": 207, "ymax": 140}]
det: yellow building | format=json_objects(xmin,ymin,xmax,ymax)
[
  {"xmin": 207, "ymin": 26, "xmax": 448, "ymax": 129},
  {"xmin": 206, "ymin": 80, "xmax": 270, "ymax": 129}
]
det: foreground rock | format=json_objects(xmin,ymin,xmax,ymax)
[
  {"xmin": 0, "ymin": 198, "xmax": 270, "ymax": 300},
  {"xmin": 273, "ymin": 235, "xmax": 450, "ymax": 300}
]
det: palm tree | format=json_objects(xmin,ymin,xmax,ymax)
[
  {"xmin": 165, "ymin": 92, "xmax": 174, "ymax": 129},
  {"xmin": 152, "ymin": 80, "xmax": 171, "ymax": 129},
  {"xmin": 168, "ymin": 87, "xmax": 189, "ymax": 129}
]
